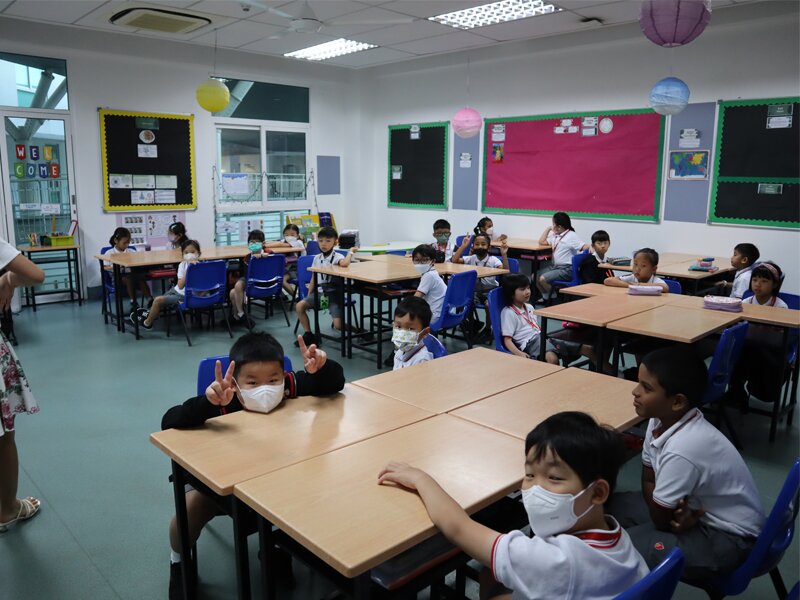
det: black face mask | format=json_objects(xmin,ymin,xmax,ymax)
[{"xmin": 474, "ymin": 249, "xmax": 488, "ymax": 259}]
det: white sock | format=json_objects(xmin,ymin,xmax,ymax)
[
  {"xmin": 170, "ymin": 550, "xmax": 181, "ymax": 564},
  {"xmin": 237, "ymin": 311, "xmax": 244, "ymax": 318}
]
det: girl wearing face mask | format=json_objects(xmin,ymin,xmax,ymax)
[
  {"xmin": 264, "ymin": 224, "xmax": 306, "ymax": 296},
  {"xmin": 131, "ymin": 239, "xmax": 201, "ymax": 331},
  {"xmin": 473, "ymin": 216, "xmax": 508, "ymax": 246},
  {"xmin": 227, "ymin": 230, "xmax": 268, "ymax": 327},
  {"xmin": 411, "ymin": 244, "xmax": 447, "ymax": 324},
  {"xmin": 378, "ymin": 412, "xmax": 648, "ymax": 600},
  {"xmin": 165, "ymin": 222, "xmax": 188, "ymax": 250}
]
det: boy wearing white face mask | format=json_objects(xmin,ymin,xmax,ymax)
[
  {"xmin": 392, "ymin": 296, "xmax": 434, "ymax": 370},
  {"xmin": 161, "ymin": 331, "xmax": 345, "ymax": 600},
  {"xmin": 379, "ymin": 411, "xmax": 648, "ymax": 600},
  {"xmin": 132, "ymin": 239, "xmax": 201, "ymax": 330},
  {"xmin": 263, "ymin": 224, "xmax": 306, "ymax": 296},
  {"xmin": 412, "ymin": 245, "xmax": 446, "ymax": 324}
]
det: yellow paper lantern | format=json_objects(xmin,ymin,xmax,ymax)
[{"xmin": 196, "ymin": 78, "xmax": 230, "ymax": 113}]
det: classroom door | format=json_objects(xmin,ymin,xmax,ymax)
[{"xmin": 0, "ymin": 112, "xmax": 78, "ymax": 245}]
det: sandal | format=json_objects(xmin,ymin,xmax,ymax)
[{"xmin": 0, "ymin": 496, "xmax": 41, "ymax": 532}]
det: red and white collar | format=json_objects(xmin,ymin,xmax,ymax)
[{"xmin": 574, "ymin": 516, "xmax": 623, "ymax": 550}]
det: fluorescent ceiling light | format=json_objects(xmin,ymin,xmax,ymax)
[
  {"xmin": 429, "ymin": 0, "xmax": 561, "ymax": 30},
  {"xmin": 284, "ymin": 38, "xmax": 378, "ymax": 61}
]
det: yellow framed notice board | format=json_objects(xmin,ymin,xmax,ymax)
[{"xmin": 100, "ymin": 109, "xmax": 197, "ymax": 211}]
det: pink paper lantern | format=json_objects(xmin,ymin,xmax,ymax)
[
  {"xmin": 453, "ymin": 107, "xmax": 482, "ymax": 139},
  {"xmin": 640, "ymin": 0, "xmax": 711, "ymax": 48}
]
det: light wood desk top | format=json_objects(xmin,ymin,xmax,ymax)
[
  {"xmin": 601, "ymin": 259, "xmax": 734, "ymax": 280},
  {"xmin": 492, "ymin": 238, "xmax": 550, "ymax": 252},
  {"xmin": 95, "ymin": 245, "xmax": 300, "ymax": 267},
  {"xmin": 19, "ymin": 244, "xmax": 80, "ymax": 252},
  {"xmin": 234, "ymin": 414, "xmax": 523, "ymax": 578},
  {"xmin": 150, "ymin": 384, "xmax": 433, "ymax": 495},
  {"xmin": 353, "ymin": 347, "xmax": 561, "ymax": 413},
  {"xmin": 560, "ymin": 283, "xmax": 631, "ymax": 299},
  {"xmin": 436, "ymin": 261, "xmax": 509, "ymax": 278},
  {"xmin": 451, "ymin": 368, "xmax": 640, "ymax": 440},
  {"xmin": 534, "ymin": 294, "xmax": 667, "ymax": 327},
  {"xmin": 608, "ymin": 304, "xmax": 740, "ymax": 343},
  {"xmin": 658, "ymin": 293, "xmax": 800, "ymax": 328},
  {"xmin": 309, "ymin": 259, "xmax": 419, "ymax": 284}
]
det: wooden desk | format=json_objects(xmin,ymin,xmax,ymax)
[
  {"xmin": 451, "ymin": 368, "xmax": 640, "ymax": 440},
  {"xmin": 607, "ymin": 304, "xmax": 740, "ymax": 344},
  {"xmin": 560, "ymin": 283, "xmax": 631, "ymax": 299},
  {"xmin": 600, "ymin": 257, "xmax": 734, "ymax": 293},
  {"xmin": 492, "ymin": 238, "xmax": 550, "ymax": 252},
  {"xmin": 18, "ymin": 244, "xmax": 82, "ymax": 310},
  {"xmin": 151, "ymin": 384, "xmax": 432, "ymax": 600},
  {"xmin": 355, "ymin": 241, "xmax": 421, "ymax": 255},
  {"xmin": 234, "ymin": 415, "xmax": 523, "ymax": 586},
  {"xmin": 363, "ymin": 254, "xmax": 510, "ymax": 279},
  {"xmin": 353, "ymin": 347, "xmax": 561, "ymax": 413}
]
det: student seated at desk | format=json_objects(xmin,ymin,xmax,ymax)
[
  {"xmin": 430, "ymin": 218, "xmax": 456, "ymax": 263},
  {"xmin": 714, "ymin": 242, "xmax": 760, "ymax": 299},
  {"xmin": 263, "ymin": 223, "xmax": 306, "ymax": 296},
  {"xmin": 392, "ymin": 296, "xmax": 434, "ymax": 370},
  {"xmin": 229, "ymin": 229, "xmax": 266, "ymax": 328},
  {"xmin": 378, "ymin": 411, "xmax": 648, "ymax": 600},
  {"xmin": 161, "ymin": 331, "xmax": 345, "ymax": 600},
  {"xmin": 609, "ymin": 348, "xmax": 764, "ymax": 582},
  {"xmin": 103, "ymin": 226, "xmax": 153, "ymax": 313},
  {"xmin": 579, "ymin": 230, "xmax": 614, "ymax": 285},
  {"xmin": 412, "ymin": 245, "xmax": 446, "ymax": 323},
  {"xmin": 536, "ymin": 212, "xmax": 588, "ymax": 301},
  {"xmin": 164, "ymin": 222, "xmax": 188, "ymax": 250},
  {"xmin": 500, "ymin": 273, "xmax": 559, "ymax": 365},
  {"xmin": 604, "ymin": 248, "xmax": 669, "ymax": 293},
  {"xmin": 473, "ymin": 216, "xmax": 507, "ymax": 244},
  {"xmin": 454, "ymin": 233, "xmax": 509, "ymax": 336},
  {"xmin": 295, "ymin": 226, "xmax": 357, "ymax": 347}
]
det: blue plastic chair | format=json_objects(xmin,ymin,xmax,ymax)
[
  {"xmin": 487, "ymin": 287, "xmax": 512, "ymax": 354},
  {"xmin": 743, "ymin": 290, "xmax": 800, "ymax": 310},
  {"xmin": 100, "ymin": 245, "xmax": 141, "ymax": 322},
  {"xmin": 550, "ymin": 250, "xmax": 590, "ymax": 299},
  {"xmin": 430, "ymin": 270, "xmax": 477, "ymax": 348},
  {"xmin": 168, "ymin": 260, "xmax": 232, "ymax": 346},
  {"xmin": 506, "ymin": 257, "xmax": 519, "ymax": 274},
  {"xmin": 305, "ymin": 240, "xmax": 321, "ymax": 256},
  {"xmin": 686, "ymin": 459, "xmax": 800, "ymax": 599},
  {"xmin": 422, "ymin": 334, "xmax": 447, "ymax": 358},
  {"xmin": 245, "ymin": 254, "xmax": 289, "ymax": 328},
  {"xmin": 788, "ymin": 582, "xmax": 799, "ymax": 600},
  {"xmin": 455, "ymin": 235, "xmax": 473, "ymax": 256},
  {"xmin": 664, "ymin": 279, "xmax": 683, "ymax": 294},
  {"xmin": 197, "ymin": 354, "xmax": 293, "ymax": 397},
  {"xmin": 614, "ymin": 548, "xmax": 684, "ymax": 600},
  {"xmin": 293, "ymin": 255, "xmax": 315, "ymax": 334},
  {"xmin": 386, "ymin": 250, "xmax": 408, "ymax": 256}
]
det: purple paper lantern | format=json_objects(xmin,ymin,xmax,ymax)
[
  {"xmin": 640, "ymin": 0, "xmax": 711, "ymax": 47},
  {"xmin": 453, "ymin": 107, "xmax": 482, "ymax": 139}
]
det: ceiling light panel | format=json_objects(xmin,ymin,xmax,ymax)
[
  {"xmin": 429, "ymin": 0, "xmax": 561, "ymax": 30},
  {"xmin": 285, "ymin": 38, "xmax": 378, "ymax": 61}
]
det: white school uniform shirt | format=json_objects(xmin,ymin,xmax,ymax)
[
  {"xmin": 416, "ymin": 268, "xmax": 446, "ymax": 323},
  {"xmin": 462, "ymin": 253, "xmax": 503, "ymax": 286},
  {"xmin": 311, "ymin": 251, "xmax": 344, "ymax": 289},
  {"xmin": 500, "ymin": 303, "xmax": 541, "ymax": 350},
  {"xmin": 430, "ymin": 239, "xmax": 456, "ymax": 262},
  {"xmin": 492, "ymin": 517, "xmax": 649, "ymax": 599},
  {"xmin": 173, "ymin": 261, "xmax": 190, "ymax": 296},
  {"xmin": 642, "ymin": 408, "xmax": 764, "ymax": 538},
  {"xmin": 393, "ymin": 343, "xmax": 434, "ymax": 370},
  {"xmin": 547, "ymin": 230, "xmax": 585, "ymax": 266},
  {"xmin": 730, "ymin": 266, "xmax": 753, "ymax": 299},
  {"xmin": 742, "ymin": 294, "xmax": 788, "ymax": 309},
  {"xmin": 0, "ymin": 239, "xmax": 20, "ymax": 270},
  {"xmin": 619, "ymin": 273, "xmax": 666, "ymax": 286},
  {"xmin": 284, "ymin": 237, "xmax": 307, "ymax": 256}
]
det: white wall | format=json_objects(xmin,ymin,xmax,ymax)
[
  {"xmin": 355, "ymin": 1, "xmax": 800, "ymax": 292},
  {"xmin": 0, "ymin": 18, "xmax": 359, "ymax": 287}
]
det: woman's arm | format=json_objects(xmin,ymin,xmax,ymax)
[{"xmin": 0, "ymin": 254, "xmax": 46, "ymax": 310}]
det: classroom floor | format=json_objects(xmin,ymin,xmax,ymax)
[{"xmin": 2, "ymin": 300, "xmax": 797, "ymax": 600}]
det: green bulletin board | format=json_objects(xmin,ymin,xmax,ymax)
[{"xmin": 388, "ymin": 122, "xmax": 448, "ymax": 209}]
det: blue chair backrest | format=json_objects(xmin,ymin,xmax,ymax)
[
  {"xmin": 743, "ymin": 290, "xmax": 800, "ymax": 310},
  {"xmin": 614, "ymin": 548, "xmax": 684, "ymax": 600},
  {"xmin": 506, "ymin": 257, "xmax": 519, "ymax": 274},
  {"xmin": 100, "ymin": 245, "xmax": 139, "ymax": 291},
  {"xmin": 183, "ymin": 260, "xmax": 227, "ymax": 308},
  {"xmin": 296, "ymin": 255, "xmax": 315, "ymax": 301},
  {"xmin": 664, "ymin": 279, "xmax": 682, "ymax": 294},
  {"xmin": 423, "ymin": 335, "xmax": 447, "ymax": 358},
  {"xmin": 554, "ymin": 250, "xmax": 590, "ymax": 287},
  {"xmin": 246, "ymin": 254, "xmax": 285, "ymax": 299},
  {"xmin": 487, "ymin": 287, "xmax": 511, "ymax": 354},
  {"xmin": 196, "ymin": 354, "xmax": 294, "ymax": 397},
  {"xmin": 386, "ymin": 250, "xmax": 408, "ymax": 256},
  {"xmin": 334, "ymin": 248, "xmax": 349, "ymax": 257},
  {"xmin": 430, "ymin": 270, "xmax": 477, "ymax": 332},
  {"xmin": 703, "ymin": 321, "xmax": 749, "ymax": 406},
  {"xmin": 713, "ymin": 459, "xmax": 800, "ymax": 597},
  {"xmin": 455, "ymin": 235, "xmax": 473, "ymax": 256},
  {"xmin": 305, "ymin": 240, "xmax": 321, "ymax": 256}
]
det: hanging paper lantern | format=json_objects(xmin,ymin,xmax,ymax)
[
  {"xmin": 639, "ymin": 0, "xmax": 711, "ymax": 47},
  {"xmin": 649, "ymin": 77, "xmax": 690, "ymax": 115},
  {"xmin": 452, "ymin": 107, "xmax": 482, "ymax": 139},
  {"xmin": 196, "ymin": 78, "xmax": 230, "ymax": 113}
]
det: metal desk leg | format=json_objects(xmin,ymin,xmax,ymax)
[
  {"xmin": 67, "ymin": 249, "xmax": 74, "ymax": 304},
  {"xmin": 313, "ymin": 272, "xmax": 320, "ymax": 343},
  {"xmin": 593, "ymin": 328, "xmax": 605, "ymax": 373},
  {"xmin": 258, "ymin": 517, "xmax": 277, "ymax": 600},
  {"xmin": 74, "ymin": 247, "xmax": 83, "ymax": 305},
  {"xmin": 113, "ymin": 264, "xmax": 125, "ymax": 332},
  {"xmin": 341, "ymin": 279, "xmax": 348, "ymax": 358},
  {"xmin": 376, "ymin": 284, "xmax": 385, "ymax": 369},
  {"xmin": 232, "ymin": 498, "xmax": 252, "ymax": 600},
  {"xmin": 769, "ymin": 328, "xmax": 791, "ymax": 442},
  {"xmin": 353, "ymin": 572, "xmax": 372, "ymax": 600},
  {"xmin": 539, "ymin": 317, "xmax": 548, "ymax": 362},
  {"xmin": 171, "ymin": 462, "xmax": 196, "ymax": 600}
]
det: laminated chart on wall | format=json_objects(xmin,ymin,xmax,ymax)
[
  {"xmin": 100, "ymin": 109, "xmax": 197, "ymax": 212},
  {"xmin": 710, "ymin": 98, "xmax": 800, "ymax": 229},
  {"xmin": 482, "ymin": 110, "xmax": 665, "ymax": 221},
  {"xmin": 388, "ymin": 122, "xmax": 448, "ymax": 209}
]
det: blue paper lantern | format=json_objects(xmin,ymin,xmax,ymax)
[{"xmin": 649, "ymin": 77, "xmax": 690, "ymax": 115}]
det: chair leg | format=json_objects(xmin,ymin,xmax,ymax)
[
  {"xmin": 277, "ymin": 296, "xmax": 290, "ymax": 327},
  {"xmin": 178, "ymin": 308, "xmax": 192, "ymax": 346},
  {"xmin": 222, "ymin": 304, "xmax": 233, "ymax": 338},
  {"xmin": 245, "ymin": 302, "xmax": 254, "ymax": 332},
  {"xmin": 719, "ymin": 406, "xmax": 744, "ymax": 450},
  {"xmin": 769, "ymin": 567, "xmax": 788, "ymax": 599}
]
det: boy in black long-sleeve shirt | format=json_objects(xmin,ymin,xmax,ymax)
[{"xmin": 164, "ymin": 331, "xmax": 345, "ymax": 599}]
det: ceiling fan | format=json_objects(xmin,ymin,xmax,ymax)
[{"xmin": 243, "ymin": 0, "xmax": 417, "ymax": 39}]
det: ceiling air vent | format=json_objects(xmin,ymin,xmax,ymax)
[{"xmin": 110, "ymin": 8, "xmax": 212, "ymax": 34}]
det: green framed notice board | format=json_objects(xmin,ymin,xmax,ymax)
[
  {"xmin": 388, "ymin": 122, "xmax": 448, "ymax": 209},
  {"xmin": 710, "ymin": 97, "xmax": 799, "ymax": 228},
  {"xmin": 100, "ymin": 109, "xmax": 197, "ymax": 212}
]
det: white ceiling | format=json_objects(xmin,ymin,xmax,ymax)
[{"xmin": 0, "ymin": 0, "xmax": 755, "ymax": 69}]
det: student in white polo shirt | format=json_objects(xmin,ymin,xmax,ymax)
[
  {"xmin": 715, "ymin": 242, "xmax": 760, "ymax": 298},
  {"xmin": 610, "ymin": 347, "xmax": 765, "ymax": 581},
  {"xmin": 535, "ymin": 212, "xmax": 588, "ymax": 302},
  {"xmin": 378, "ymin": 412, "xmax": 649, "ymax": 599}
]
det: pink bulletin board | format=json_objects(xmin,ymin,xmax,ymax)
[{"xmin": 482, "ymin": 110, "xmax": 665, "ymax": 221}]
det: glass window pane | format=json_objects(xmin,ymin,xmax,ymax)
[
  {"xmin": 213, "ymin": 79, "xmax": 308, "ymax": 123},
  {"xmin": 266, "ymin": 131, "xmax": 306, "ymax": 202},
  {"xmin": 0, "ymin": 52, "xmax": 68, "ymax": 110},
  {"xmin": 214, "ymin": 210, "xmax": 309, "ymax": 246},
  {"xmin": 217, "ymin": 128, "xmax": 262, "ymax": 205}
]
